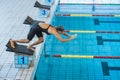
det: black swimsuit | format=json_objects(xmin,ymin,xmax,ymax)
[{"xmin": 27, "ymin": 22, "xmax": 51, "ymax": 41}]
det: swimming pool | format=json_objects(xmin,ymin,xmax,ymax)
[
  {"xmin": 34, "ymin": 4, "xmax": 120, "ymax": 80},
  {"xmin": 34, "ymin": 16, "xmax": 120, "ymax": 80}
]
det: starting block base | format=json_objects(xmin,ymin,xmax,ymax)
[
  {"xmin": 38, "ymin": 9, "xmax": 50, "ymax": 17},
  {"xmin": 14, "ymin": 53, "xmax": 35, "ymax": 68}
]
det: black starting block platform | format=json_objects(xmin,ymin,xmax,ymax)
[
  {"xmin": 6, "ymin": 40, "xmax": 35, "ymax": 55},
  {"xmin": 23, "ymin": 16, "xmax": 45, "ymax": 25},
  {"xmin": 34, "ymin": 1, "xmax": 51, "ymax": 10}
]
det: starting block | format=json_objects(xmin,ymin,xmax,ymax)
[
  {"xmin": 6, "ymin": 40, "xmax": 35, "ymax": 68},
  {"xmin": 34, "ymin": 1, "xmax": 51, "ymax": 17},
  {"xmin": 23, "ymin": 16, "xmax": 45, "ymax": 25},
  {"xmin": 34, "ymin": 1, "xmax": 51, "ymax": 10}
]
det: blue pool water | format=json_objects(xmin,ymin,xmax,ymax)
[{"xmin": 34, "ymin": 16, "xmax": 120, "ymax": 80}]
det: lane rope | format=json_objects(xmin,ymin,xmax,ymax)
[{"xmin": 52, "ymin": 54, "xmax": 120, "ymax": 59}]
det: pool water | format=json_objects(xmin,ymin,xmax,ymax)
[{"xmin": 34, "ymin": 16, "xmax": 120, "ymax": 80}]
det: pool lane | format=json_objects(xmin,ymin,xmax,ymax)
[
  {"xmin": 56, "ymin": 4, "xmax": 120, "ymax": 14},
  {"xmin": 52, "ymin": 54, "xmax": 120, "ymax": 59},
  {"xmin": 65, "ymin": 30, "xmax": 120, "ymax": 34}
]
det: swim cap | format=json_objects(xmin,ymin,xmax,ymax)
[{"xmin": 56, "ymin": 26, "xmax": 64, "ymax": 31}]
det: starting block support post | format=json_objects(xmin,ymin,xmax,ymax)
[{"xmin": 14, "ymin": 52, "xmax": 35, "ymax": 68}]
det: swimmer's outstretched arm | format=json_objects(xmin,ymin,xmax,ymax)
[
  {"xmin": 49, "ymin": 27, "xmax": 77, "ymax": 42},
  {"xmin": 62, "ymin": 32, "xmax": 71, "ymax": 37},
  {"xmin": 54, "ymin": 31, "xmax": 77, "ymax": 42}
]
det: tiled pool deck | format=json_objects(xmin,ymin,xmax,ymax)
[{"xmin": 0, "ymin": 0, "xmax": 58, "ymax": 80}]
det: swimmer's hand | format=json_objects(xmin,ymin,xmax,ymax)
[{"xmin": 70, "ymin": 34, "xmax": 77, "ymax": 40}]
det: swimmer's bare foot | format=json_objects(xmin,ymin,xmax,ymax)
[
  {"xmin": 10, "ymin": 39, "xmax": 16, "ymax": 48},
  {"xmin": 27, "ymin": 46, "xmax": 35, "ymax": 52}
]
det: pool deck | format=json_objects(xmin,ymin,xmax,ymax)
[{"xmin": 0, "ymin": 0, "xmax": 58, "ymax": 80}]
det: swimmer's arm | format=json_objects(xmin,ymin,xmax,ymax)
[
  {"xmin": 53, "ymin": 31, "xmax": 75, "ymax": 42},
  {"xmin": 49, "ymin": 27, "xmax": 76, "ymax": 42},
  {"xmin": 62, "ymin": 32, "xmax": 71, "ymax": 37}
]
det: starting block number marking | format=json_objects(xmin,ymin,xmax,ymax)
[
  {"xmin": 47, "ymin": 0, "xmax": 51, "ymax": 2},
  {"xmin": 18, "ymin": 56, "xmax": 28, "ymax": 64},
  {"xmin": 45, "ymin": 0, "xmax": 53, "ymax": 5},
  {"xmin": 41, "ymin": 10, "xmax": 47, "ymax": 15},
  {"xmin": 39, "ymin": 9, "xmax": 49, "ymax": 17},
  {"xmin": 15, "ymin": 55, "xmax": 29, "ymax": 65}
]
